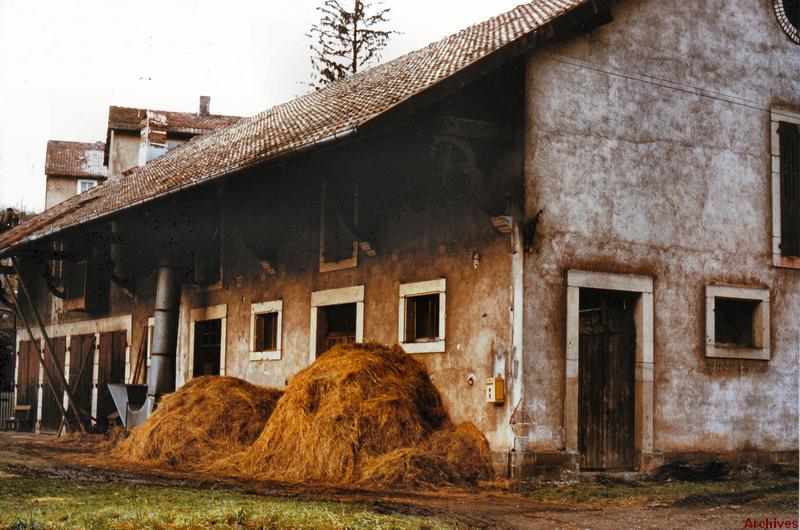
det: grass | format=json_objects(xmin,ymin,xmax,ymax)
[
  {"xmin": 0, "ymin": 472, "xmax": 453, "ymax": 530},
  {"xmin": 515, "ymin": 475, "xmax": 799, "ymax": 508}
]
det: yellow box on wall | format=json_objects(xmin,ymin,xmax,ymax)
[{"xmin": 485, "ymin": 377, "xmax": 504, "ymax": 404}]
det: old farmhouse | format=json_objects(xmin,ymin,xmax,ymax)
[{"xmin": 0, "ymin": 0, "xmax": 797, "ymax": 478}]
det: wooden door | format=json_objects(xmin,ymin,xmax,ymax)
[
  {"xmin": 68, "ymin": 334, "xmax": 95, "ymax": 430},
  {"xmin": 15, "ymin": 340, "xmax": 40, "ymax": 431},
  {"xmin": 97, "ymin": 331, "xmax": 127, "ymax": 429},
  {"xmin": 40, "ymin": 336, "xmax": 67, "ymax": 432},
  {"xmin": 578, "ymin": 289, "xmax": 636, "ymax": 470},
  {"xmin": 193, "ymin": 319, "xmax": 221, "ymax": 377}
]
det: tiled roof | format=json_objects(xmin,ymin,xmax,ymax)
[
  {"xmin": 0, "ymin": 0, "xmax": 588, "ymax": 253},
  {"xmin": 44, "ymin": 141, "xmax": 108, "ymax": 179},
  {"xmin": 107, "ymin": 106, "xmax": 242, "ymax": 136}
]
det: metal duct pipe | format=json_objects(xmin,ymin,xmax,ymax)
[
  {"xmin": 117, "ymin": 258, "xmax": 182, "ymax": 429},
  {"xmin": 148, "ymin": 261, "xmax": 182, "ymax": 398}
]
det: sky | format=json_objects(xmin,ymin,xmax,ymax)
[{"xmin": 0, "ymin": 0, "xmax": 524, "ymax": 212}]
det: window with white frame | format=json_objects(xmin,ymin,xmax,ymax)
[
  {"xmin": 705, "ymin": 285, "xmax": 770, "ymax": 360},
  {"xmin": 250, "ymin": 300, "xmax": 282, "ymax": 361},
  {"xmin": 770, "ymin": 107, "xmax": 800, "ymax": 269},
  {"xmin": 309, "ymin": 285, "xmax": 364, "ymax": 361},
  {"xmin": 77, "ymin": 179, "xmax": 97, "ymax": 194},
  {"xmin": 398, "ymin": 279, "xmax": 446, "ymax": 353}
]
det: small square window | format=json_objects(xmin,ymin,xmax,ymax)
[
  {"xmin": 398, "ymin": 279, "xmax": 446, "ymax": 354},
  {"xmin": 250, "ymin": 300, "xmax": 282, "ymax": 361},
  {"xmin": 705, "ymin": 285, "xmax": 770, "ymax": 360},
  {"xmin": 714, "ymin": 298, "xmax": 758, "ymax": 347}
]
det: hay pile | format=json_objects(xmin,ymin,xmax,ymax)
[
  {"xmin": 116, "ymin": 343, "xmax": 493, "ymax": 487},
  {"xmin": 229, "ymin": 342, "xmax": 493, "ymax": 486},
  {"xmin": 116, "ymin": 375, "xmax": 281, "ymax": 467}
]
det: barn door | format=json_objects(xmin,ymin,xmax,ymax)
[
  {"xmin": 40, "ymin": 337, "xmax": 67, "ymax": 432},
  {"xmin": 67, "ymin": 334, "xmax": 95, "ymax": 430},
  {"xmin": 97, "ymin": 331, "xmax": 127, "ymax": 429},
  {"xmin": 15, "ymin": 340, "xmax": 40, "ymax": 431},
  {"xmin": 578, "ymin": 289, "xmax": 636, "ymax": 470}
]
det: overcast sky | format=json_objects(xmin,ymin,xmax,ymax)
[{"xmin": 0, "ymin": 0, "xmax": 524, "ymax": 212}]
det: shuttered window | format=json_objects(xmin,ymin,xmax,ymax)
[{"xmin": 778, "ymin": 121, "xmax": 799, "ymax": 257}]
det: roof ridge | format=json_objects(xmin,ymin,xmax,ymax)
[{"xmin": 1, "ymin": 0, "xmax": 588, "ymax": 253}]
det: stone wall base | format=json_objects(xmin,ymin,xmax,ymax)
[{"xmin": 494, "ymin": 449, "xmax": 799, "ymax": 480}]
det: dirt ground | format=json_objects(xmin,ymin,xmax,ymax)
[{"xmin": 0, "ymin": 432, "xmax": 797, "ymax": 529}]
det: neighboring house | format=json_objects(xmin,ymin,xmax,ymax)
[
  {"xmin": 0, "ymin": 0, "xmax": 797, "ymax": 477},
  {"xmin": 104, "ymin": 97, "xmax": 241, "ymax": 176},
  {"xmin": 44, "ymin": 141, "xmax": 107, "ymax": 209}
]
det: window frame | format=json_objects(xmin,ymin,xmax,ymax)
[
  {"xmin": 76, "ymin": 179, "xmax": 97, "ymax": 194},
  {"xmin": 187, "ymin": 304, "xmax": 227, "ymax": 379},
  {"xmin": 250, "ymin": 300, "xmax": 283, "ymax": 361},
  {"xmin": 398, "ymin": 279, "xmax": 446, "ymax": 354},
  {"xmin": 705, "ymin": 285, "xmax": 770, "ymax": 360},
  {"xmin": 308, "ymin": 285, "xmax": 364, "ymax": 362},
  {"xmin": 770, "ymin": 106, "xmax": 800, "ymax": 269}
]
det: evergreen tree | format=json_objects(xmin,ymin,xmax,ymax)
[{"xmin": 308, "ymin": 0, "xmax": 396, "ymax": 87}]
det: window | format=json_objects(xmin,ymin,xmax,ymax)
[
  {"xmin": 705, "ymin": 285, "xmax": 770, "ymax": 360},
  {"xmin": 319, "ymin": 180, "xmax": 359, "ymax": 272},
  {"xmin": 188, "ymin": 304, "xmax": 227, "ymax": 378},
  {"xmin": 250, "ymin": 300, "xmax": 282, "ymax": 361},
  {"xmin": 309, "ymin": 286, "xmax": 364, "ymax": 361},
  {"xmin": 773, "ymin": 0, "xmax": 799, "ymax": 44},
  {"xmin": 771, "ymin": 107, "xmax": 800, "ymax": 268},
  {"xmin": 77, "ymin": 179, "xmax": 97, "ymax": 194},
  {"xmin": 398, "ymin": 279, "xmax": 446, "ymax": 353},
  {"xmin": 405, "ymin": 294, "xmax": 440, "ymax": 342}
]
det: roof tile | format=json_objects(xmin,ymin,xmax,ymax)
[{"xmin": 0, "ymin": 0, "xmax": 585, "ymax": 252}]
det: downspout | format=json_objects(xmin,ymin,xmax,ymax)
[{"xmin": 508, "ymin": 220, "xmax": 525, "ymax": 471}]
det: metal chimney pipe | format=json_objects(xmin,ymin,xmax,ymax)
[
  {"xmin": 148, "ymin": 261, "xmax": 182, "ymax": 398},
  {"xmin": 117, "ymin": 258, "xmax": 182, "ymax": 429}
]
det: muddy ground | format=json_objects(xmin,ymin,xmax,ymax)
[{"xmin": 0, "ymin": 432, "xmax": 797, "ymax": 529}]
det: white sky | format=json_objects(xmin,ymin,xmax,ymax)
[{"xmin": 0, "ymin": 0, "xmax": 524, "ymax": 212}]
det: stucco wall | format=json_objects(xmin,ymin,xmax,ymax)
[
  {"xmin": 109, "ymin": 131, "xmax": 140, "ymax": 177},
  {"xmin": 161, "ymin": 195, "xmax": 517, "ymax": 450},
  {"xmin": 522, "ymin": 0, "xmax": 799, "ymax": 454},
  {"xmin": 44, "ymin": 176, "xmax": 79, "ymax": 209}
]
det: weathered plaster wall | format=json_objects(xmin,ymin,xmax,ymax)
[
  {"xmin": 523, "ymin": 0, "xmax": 799, "ymax": 454},
  {"xmin": 44, "ymin": 176, "xmax": 78, "ymax": 210},
  {"xmin": 165, "ymin": 193, "xmax": 517, "ymax": 450},
  {"xmin": 109, "ymin": 131, "xmax": 140, "ymax": 177}
]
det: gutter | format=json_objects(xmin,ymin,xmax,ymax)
[{"xmin": 0, "ymin": 127, "xmax": 358, "ymax": 257}]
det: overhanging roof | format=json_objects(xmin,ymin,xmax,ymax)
[{"xmin": 0, "ymin": 0, "xmax": 591, "ymax": 255}]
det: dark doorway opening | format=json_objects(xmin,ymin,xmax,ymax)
[
  {"xmin": 316, "ymin": 303, "xmax": 356, "ymax": 356},
  {"xmin": 193, "ymin": 319, "xmax": 222, "ymax": 377},
  {"xmin": 578, "ymin": 288, "xmax": 636, "ymax": 471},
  {"xmin": 40, "ymin": 336, "xmax": 66, "ymax": 432},
  {"xmin": 67, "ymin": 334, "xmax": 95, "ymax": 430},
  {"xmin": 97, "ymin": 330, "xmax": 126, "ymax": 430},
  {"xmin": 15, "ymin": 340, "xmax": 39, "ymax": 432}
]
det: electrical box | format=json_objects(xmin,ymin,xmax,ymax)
[{"xmin": 485, "ymin": 377, "xmax": 504, "ymax": 404}]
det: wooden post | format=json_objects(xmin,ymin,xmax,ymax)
[
  {"xmin": 7, "ymin": 257, "xmax": 87, "ymax": 433},
  {"xmin": 1, "ymin": 268, "xmax": 74, "ymax": 433}
]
